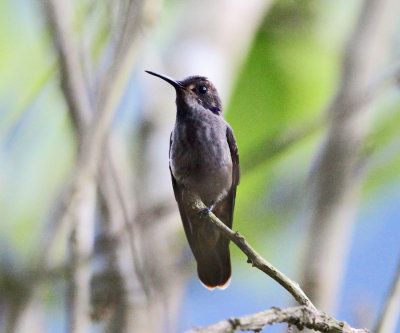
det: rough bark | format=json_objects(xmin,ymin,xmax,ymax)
[{"xmin": 187, "ymin": 306, "xmax": 369, "ymax": 333}]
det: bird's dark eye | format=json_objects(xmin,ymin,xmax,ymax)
[{"xmin": 198, "ymin": 85, "xmax": 208, "ymax": 94}]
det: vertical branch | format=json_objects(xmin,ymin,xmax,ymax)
[
  {"xmin": 96, "ymin": 149, "xmax": 140, "ymax": 332},
  {"xmin": 43, "ymin": 0, "xmax": 91, "ymax": 135},
  {"xmin": 67, "ymin": 184, "xmax": 96, "ymax": 333},
  {"xmin": 375, "ymin": 254, "xmax": 400, "ymax": 333},
  {"xmin": 43, "ymin": 0, "xmax": 95, "ymax": 332},
  {"xmin": 41, "ymin": 0, "xmax": 151, "ymax": 331},
  {"xmin": 302, "ymin": 0, "xmax": 400, "ymax": 313}
]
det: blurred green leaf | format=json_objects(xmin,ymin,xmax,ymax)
[{"xmin": 226, "ymin": 0, "xmax": 337, "ymax": 247}]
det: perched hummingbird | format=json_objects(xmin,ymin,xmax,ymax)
[{"xmin": 146, "ymin": 71, "xmax": 240, "ymax": 289}]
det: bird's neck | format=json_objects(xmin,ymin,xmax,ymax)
[
  {"xmin": 176, "ymin": 98, "xmax": 201, "ymax": 121},
  {"xmin": 176, "ymin": 105, "xmax": 192, "ymax": 121}
]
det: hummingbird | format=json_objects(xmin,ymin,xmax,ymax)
[{"xmin": 145, "ymin": 70, "xmax": 240, "ymax": 289}]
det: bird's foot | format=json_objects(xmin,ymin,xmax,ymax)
[
  {"xmin": 198, "ymin": 207, "xmax": 211, "ymax": 219},
  {"xmin": 198, "ymin": 202, "xmax": 215, "ymax": 219}
]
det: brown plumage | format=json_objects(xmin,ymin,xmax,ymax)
[{"xmin": 146, "ymin": 71, "xmax": 240, "ymax": 289}]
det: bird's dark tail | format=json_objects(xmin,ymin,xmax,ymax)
[
  {"xmin": 169, "ymin": 174, "xmax": 233, "ymax": 289},
  {"xmin": 195, "ymin": 237, "xmax": 231, "ymax": 289}
]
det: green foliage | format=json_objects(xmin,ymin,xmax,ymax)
[
  {"xmin": 226, "ymin": 0, "xmax": 337, "ymax": 248},
  {"xmin": 0, "ymin": 1, "xmax": 75, "ymax": 260},
  {"xmin": 226, "ymin": 0, "xmax": 400, "ymax": 251}
]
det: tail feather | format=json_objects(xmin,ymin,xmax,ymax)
[
  {"xmin": 195, "ymin": 238, "xmax": 231, "ymax": 289},
  {"xmin": 169, "ymin": 169, "xmax": 233, "ymax": 289}
]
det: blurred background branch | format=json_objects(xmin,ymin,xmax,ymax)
[
  {"xmin": 300, "ymin": 0, "xmax": 400, "ymax": 317},
  {"xmin": 1, "ymin": 0, "xmax": 400, "ymax": 332},
  {"xmin": 40, "ymin": 0, "xmax": 154, "ymax": 331},
  {"xmin": 186, "ymin": 192, "xmax": 316, "ymax": 310},
  {"xmin": 375, "ymin": 252, "xmax": 400, "ymax": 333}
]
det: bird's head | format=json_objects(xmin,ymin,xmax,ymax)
[{"xmin": 145, "ymin": 70, "xmax": 222, "ymax": 116}]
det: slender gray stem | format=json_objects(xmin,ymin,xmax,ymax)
[
  {"xmin": 185, "ymin": 192, "xmax": 316, "ymax": 311},
  {"xmin": 185, "ymin": 193, "xmax": 370, "ymax": 333}
]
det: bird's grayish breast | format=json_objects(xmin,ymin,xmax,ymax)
[{"xmin": 170, "ymin": 112, "xmax": 232, "ymax": 205}]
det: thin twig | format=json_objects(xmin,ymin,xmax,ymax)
[
  {"xmin": 184, "ymin": 194, "xmax": 371, "ymax": 333},
  {"xmin": 185, "ymin": 192, "xmax": 316, "ymax": 311},
  {"xmin": 186, "ymin": 306, "xmax": 369, "ymax": 333}
]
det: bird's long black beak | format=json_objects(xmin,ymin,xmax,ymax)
[{"xmin": 145, "ymin": 70, "xmax": 184, "ymax": 89}]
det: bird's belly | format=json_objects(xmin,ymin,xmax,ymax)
[{"xmin": 171, "ymin": 143, "xmax": 232, "ymax": 205}]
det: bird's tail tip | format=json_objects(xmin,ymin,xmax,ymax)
[
  {"xmin": 217, "ymin": 276, "xmax": 231, "ymax": 290},
  {"xmin": 199, "ymin": 274, "xmax": 231, "ymax": 290}
]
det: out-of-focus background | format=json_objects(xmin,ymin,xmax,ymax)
[{"xmin": 1, "ymin": 0, "xmax": 400, "ymax": 332}]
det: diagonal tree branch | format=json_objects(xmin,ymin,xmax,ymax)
[
  {"xmin": 185, "ymin": 192, "xmax": 316, "ymax": 310},
  {"xmin": 185, "ymin": 193, "xmax": 369, "ymax": 333}
]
